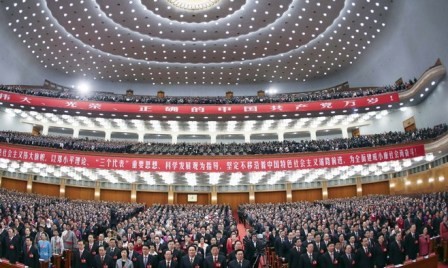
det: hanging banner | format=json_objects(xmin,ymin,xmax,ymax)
[
  {"xmin": 0, "ymin": 143, "xmax": 425, "ymax": 173},
  {"xmin": 0, "ymin": 91, "xmax": 399, "ymax": 115}
]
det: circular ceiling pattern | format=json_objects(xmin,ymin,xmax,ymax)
[{"xmin": 0, "ymin": 0, "xmax": 392, "ymax": 85}]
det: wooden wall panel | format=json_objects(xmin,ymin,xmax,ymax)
[
  {"xmin": 65, "ymin": 186, "xmax": 95, "ymax": 201},
  {"xmin": 217, "ymin": 193, "xmax": 249, "ymax": 210},
  {"xmin": 390, "ymin": 164, "xmax": 448, "ymax": 195},
  {"xmin": 101, "ymin": 189, "xmax": 131, "ymax": 203},
  {"xmin": 328, "ymin": 185, "xmax": 357, "ymax": 199},
  {"xmin": 255, "ymin": 191, "xmax": 286, "ymax": 204},
  {"xmin": 362, "ymin": 181, "xmax": 390, "ymax": 196},
  {"xmin": 32, "ymin": 182, "xmax": 59, "ymax": 197},
  {"xmin": 1, "ymin": 177, "xmax": 27, "ymax": 192},
  {"xmin": 292, "ymin": 189, "xmax": 323, "ymax": 202},
  {"xmin": 176, "ymin": 193, "xmax": 210, "ymax": 205},
  {"xmin": 137, "ymin": 192, "xmax": 168, "ymax": 205}
]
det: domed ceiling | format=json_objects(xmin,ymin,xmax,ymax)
[{"xmin": 0, "ymin": 0, "xmax": 392, "ymax": 85}]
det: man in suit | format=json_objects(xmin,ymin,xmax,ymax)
[
  {"xmin": 87, "ymin": 234, "xmax": 99, "ymax": 257},
  {"xmin": 22, "ymin": 236, "xmax": 39, "ymax": 268},
  {"xmin": 244, "ymin": 233, "xmax": 260, "ymax": 267},
  {"xmin": 107, "ymin": 238, "xmax": 121, "ymax": 266},
  {"xmin": 288, "ymin": 237, "xmax": 303, "ymax": 268},
  {"xmin": 127, "ymin": 242, "xmax": 141, "ymax": 268},
  {"xmin": 72, "ymin": 240, "xmax": 93, "ymax": 268},
  {"xmin": 204, "ymin": 244, "xmax": 226, "ymax": 268},
  {"xmin": 228, "ymin": 249, "xmax": 250, "ymax": 268},
  {"xmin": 313, "ymin": 234, "xmax": 326, "ymax": 256},
  {"xmin": 159, "ymin": 249, "xmax": 177, "ymax": 268},
  {"xmin": 138, "ymin": 244, "xmax": 158, "ymax": 268},
  {"xmin": 180, "ymin": 245, "xmax": 204, "ymax": 268},
  {"xmin": 94, "ymin": 233, "xmax": 109, "ymax": 254},
  {"xmin": 389, "ymin": 232, "xmax": 405, "ymax": 265},
  {"xmin": 93, "ymin": 246, "xmax": 114, "ymax": 268},
  {"xmin": 281, "ymin": 232, "xmax": 295, "ymax": 261},
  {"xmin": 339, "ymin": 244, "xmax": 356, "ymax": 268},
  {"xmin": 404, "ymin": 224, "xmax": 419, "ymax": 260},
  {"xmin": 319, "ymin": 242, "xmax": 339, "ymax": 268},
  {"xmin": 355, "ymin": 238, "xmax": 373, "ymax": 268},
  {"xmin": 299, "ymin": 243, "xmax": 318, "ymax": 268},
  {"xmin": 4, "ymin": 228, "xmax": 20, "ymax": 264}
]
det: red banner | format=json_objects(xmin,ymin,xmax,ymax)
[
  {"xmin": 0, "ymin": 144, "xmax": 425, "ymax": 172},
  {"xmin": 0, "ymin": 91, "xmax": 399, "ymax": 115}
]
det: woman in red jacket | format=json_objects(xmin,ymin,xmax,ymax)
[{"xmin": 418, "ymin": 227, "xmax": 431, "ymax": 256}]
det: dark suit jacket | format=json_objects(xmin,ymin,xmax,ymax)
[
  {"xmin": 318, "ymin": 251, "xmax": 339, "ymax": 268},
  {"xmin": 204, "ymin": 254, "xmax": 226, "ymax": 268},
  {"xmin": 128, "ymin": 251, "xmax": 140, "ymax": 268},
  {"xmin": 388, "ymin": 240, "xmax": 405, "ymax": 265},
  {"xmin": 22, "ymin": 245, "xmax": 40, "ymax": 267},
  {"xmin": 355, "ymin": 247, "xmax": 374, "ymax": 268},
  {"xmin": 338, "ymin": 253, "xmax": 356, "ymax": 268},
  {"xmin": 93, "ymin": 254, "xmax": 114, "ymax": 268},
  {"xmin": 313, "ymin": 241, "xmax": 326, "ymax": 255},
  {"xmin": 106, "ymin": 247, "xmax": 121, "ymax": 265},
  {"xmin": 137, "ymin": 254, "xmax": 159, "ymax": 268},
  {"xmin": 281, "ymin": 239, "xmax": 294, "ymax": 258},
  {"xmin": 93, "ymin": 241, "xmax": 109, "ymax": 253},
  {"xmin": 4, "ymin": 235, "xmax": 20, "ymax": 264},
  {"xmin": 288, "ymin": 246, "xmax": 302, "ymax": 268},
  {"xmin": 158, "ymin": 259, "xmax": 178, "ymax": 268},
  {"xmin": 87, "ymin": 243, "xmax": 99, "ymax": 257},
  {"xmin": 404, "ymin": 232, "xmax": 419, "ymax": 260},
  {"xmin": 72, "ymin": 248, "xmax": 93, "ymax": 268},
  {"xmin": 373, "ymin": 243, "xmax": 388, "ymax": 268},
  {"xmin": 180, "ymin": 254, "xmax": 204, "ymax": 268},
  {"xmin": 299, "ymin": 252, "xmax": 319, "ymax": 268},
  {"xmin": 227, "ymin": 259, "xmax": 250, "ymax": 268}
]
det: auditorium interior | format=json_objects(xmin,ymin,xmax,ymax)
[{"xmin": 0, "ymin": 0, "xmax": 447, "ymax": 267}]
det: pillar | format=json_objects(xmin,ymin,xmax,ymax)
[
  {"xmin": 341, "ymin": 128, "xmax": 349, "ymax": 139},
  {"xmin": 244, "ymin": 134, "xmax": 251, "ymax": 143},
  {"xmin": 73, "ymin": 128, "xmax": 80, "ymax": 138},
  {"xmin": 356, "ymin": 177, "xmax": 362, "ymax": 196},
  {"xmin": 322, "ymin": 181, "xmax": 328, "ymax": 200},
  {"xmin": 105, "ymin": 131, "xmax": 111, "ymax": 141},
  {"xmin": 278, "ymin": 132, "xmax": 284, "ymax": 142},
  {"xmin": 131, "ymin": 183, "xmax": 137, "ymax": 203},
  {"xmin": 60, "ymin": 178, "xmax": 66, "ymax": 198},
  {"xmin": 0, "ymin": 176, "xmax": 2, "ymax": 188},
  {"xmin": 168, "ymin": 185, "xmax": 174, "ymax": 204},
  {"xmin": 138, "ymin": 132, "xmax": 144, "ymax": 143},
  {"xmin": 310, "ymin": 130, "xmax": 317, "ymax": 140},
  {"xmin": 211, "ymin": 186, "xmax": 217, "ymax": 205},
  {"xmin": 286, "ymin": 183, "xmax": 292, "ymax": 202},
  {"xmin": 94, "ymin": 181, "xmax": 101, "ymax": 201},
  {"xmin": 249, "ymin": 185, "xmax": 255, "ymax": 204},
  {"xmin": 26, "ymin": 175, "xmax": 33, "ymax": 193},
  {"xmin": 171, "ymin": 134, "xmax": 178, "ymax": 144},
  {"xmin": 210, "ymin": 134, "xmax": 217, "ymax": 144},
  {"xmin": 42, "ymin": 125, "xmax": 49, "ymax": 135}
]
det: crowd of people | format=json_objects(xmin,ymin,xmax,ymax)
[
  {"xmin": 0, "ymin": 188, "xmax": 447, "ymax": 267},
  {"xmin": 240, "ymin": 192, "xmax": 448, "ymax": 267},
  {"xmin": 0, "ymin": 78, "xmax": 415, "ymax": 105},
  {"xmin": 0, "ymin": 124, "xmax": 446, "ymax": 157}
]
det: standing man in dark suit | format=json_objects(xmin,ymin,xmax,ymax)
[
  {"xmin": 204, "ymin": 245, "xmax": 226, "ymax": 268},
  {"xmin": 106, "ymin": 238, "xmax": 120, "ymax": 266},
  {"xmin": 138, "ymin": 244, "xmax": 158, "ymax": 268},
  {"xmin": 404, "ymin": 224, "xmax": 419, "ymax": 260},
  {"xmin": 228, "ymin": 249, "xmax": 250, "ymax": 268},
  {"xmin": 319, "ymin": 242, "xmax": 339, "ymax": 268},
  {"xmin": 288, "ymin": 238, "xmax": 303, "ymax": 268},
  {"xmin": 93, "ymin": 246, "xmax": 114, "ymax": 268},
  {"xmin": 244, "ymin": 233, "xmax": 259, "ymax": 267},
  {"xmin": 180, "ymin": 245, "xmax": 203, "ymax": 268},
  {"xmin": 22, "ymin": 236, "xmax": 39, "ymax": 268},
  {"xmin": 4, "ymin": 228, "xmax": 20, "ymax": 264},
  {"xmin": 355, "ymin": 238, "xmax": 373, "ymax": 268},
  {"xmin": 298, "ymin": 243, "xmax": 318, "ymax": 268},
  {"xmin": 127, "ymin": 242, "xmax": 141, "ymax": 268},
  {"xmin": 389, "ymin": 232, "xmax": 405, "ymax": 266},
  {"xmin": 159, "ymin": 250, "xmax": 177, "ymax": 268},
  {"xmin": 72, "ymin": 240, "xmax": 93, "ymax": 268},
  {"xmin": 94, "ymin": 234, "xmax": 109, "ymax": 254},
  {"xmin": 339, "ymin": 244, "xmax": 356, "ymax": 268}
]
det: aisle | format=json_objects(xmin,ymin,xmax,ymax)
[{"xmin": 233, "ymin": 210, "xmax": 247, "ymax": 239}]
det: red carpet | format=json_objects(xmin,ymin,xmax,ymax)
[
  {"xmin": 439, "ymin": 263, "xmax": 448, "ymax": 268},
  {"xmin": 233, "ymin": 210, "xmax": 247, "ymax": 239}
]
